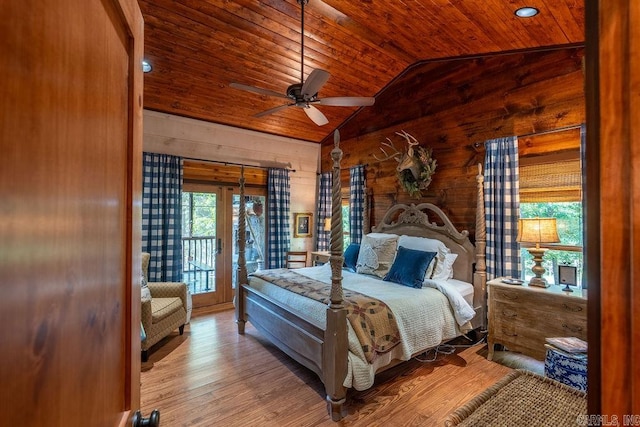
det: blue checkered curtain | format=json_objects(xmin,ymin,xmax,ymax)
[
  {"xmin": 349, "ymin": 165, "xmax": 366, "ymax": 244},
  {"xmin": 484, "ymin": 136, "xmax": 521, "ymax": 279},
  {"xmin": 142, "ymin": 152, "xmax": 183, "ymax": 282},
  {"xmin": 315, "ymin": 172, "xmax": 332, "ymax": 251},
  {"xmin": 267, "ymin": 168, "xmax": 291, "ymax": 268}
]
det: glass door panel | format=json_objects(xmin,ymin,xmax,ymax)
[{"xmin": 182, "ymin": 187, "xmax": 226, "ymax": 307}]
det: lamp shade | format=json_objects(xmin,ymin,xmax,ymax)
[{"xmin": 517, "ymin": 217, "xmax": 560, "ymax": 244}]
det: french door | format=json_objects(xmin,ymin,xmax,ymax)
[{"xmin": 182, "ymin": 184, "xmax": 266, "ymax": 308}]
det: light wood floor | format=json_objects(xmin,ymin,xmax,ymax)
[{"xmin": 141, "ymin": 310, "xmax": 512, "ymax": 426}]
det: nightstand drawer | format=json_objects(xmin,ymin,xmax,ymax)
[
  {"xmin": 493, "ymin": 304, "xmax": 586, "ymax": 338},
  {"xmin": 492, "ymin": 286, "xmax": 586, "ymax": 310},
  {"xmin": 487, "ymin": 279, "xmax": 587, "ymax": 361}
]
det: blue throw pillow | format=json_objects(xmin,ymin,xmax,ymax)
[
  {"xmin": 343, "ymin": 243, "xmax": 360, "ymax": 272},
  {"xmin": 384, "ymin": 246, "xmax": 437, "ymax": 288}
]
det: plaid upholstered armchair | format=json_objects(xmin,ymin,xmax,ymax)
[{"xmin": 141, "ymin": 252, "xmax": 188, "ymax": 362}]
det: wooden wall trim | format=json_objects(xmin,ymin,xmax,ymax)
[{"xmin": 587, "ymin": 0, "xmax": 640, "ymax": 418}]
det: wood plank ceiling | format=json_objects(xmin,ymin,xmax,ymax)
[{"xmin": 138, "ymin": 0, "xmax": 584, "ymax": 143}]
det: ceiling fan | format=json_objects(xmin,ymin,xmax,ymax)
[{"xmin": 229, "ymin": 0, "xmax": 375, "ymax": 126}]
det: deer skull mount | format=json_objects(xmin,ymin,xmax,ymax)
[{"xmin": 374, "ymin": 130, "xmax": 437, "ymax": 198}]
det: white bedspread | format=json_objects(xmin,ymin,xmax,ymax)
[{"xmin": 246, "ymin": 264, "xmax": 474, "ymax": 390}]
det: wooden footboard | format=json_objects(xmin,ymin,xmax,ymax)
[
  {"xmin": 240, "ymin": 284, "xmax": 325, "ymax": 377},
  {"xmin": 237, "ymin": 282, "xmax": 348, "ymax": 420}
]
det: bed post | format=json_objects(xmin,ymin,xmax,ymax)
[
  {"xmin": 474, "ymin": 163, "xmax": 487, "ymax": 330},
  {"xmin": 363, "ymin": 187, "xmax": 371, "ymax": 234},
  {"xmin": 236, "ymin": 166, "xmax": 247, "ymax": 334},
  {"xmin": 324, "ymin": 130, "xmax": 348, "ymax": 421}
]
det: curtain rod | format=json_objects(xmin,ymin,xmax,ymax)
[
  {"xmin": 316, "ymin": 163, "xmax": 369, "ymax": 175},
  {"xmin": 183, "ymin": 156, "xmax": 296, "ymax": 172},
  {"xmin": 517, "ymin": 123, "xmax": 584, "ymax": 139},
  {"xmin": 471, "ymin": 124, "xmax": 584, "ymax": 149}
]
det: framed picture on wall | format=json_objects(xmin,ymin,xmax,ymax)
[{"xmin": 294, "ymin": 213, "xmax": 312, "ymax": 238}]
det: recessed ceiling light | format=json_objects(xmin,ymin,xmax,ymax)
[
  {"xmin": 515, "ymin": 7, "xmax": 539, "ymax": 18},
  {"xmin": 142, "ymin": 60, "xmax": 152, "ymax": 73}
]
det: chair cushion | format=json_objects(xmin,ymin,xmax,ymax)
[
  {"xmin": 151, "ymin": 297, "xmax": 184, "ymax": 323},
  {"xmin": 142, "ymin": 252, "xmax": 151, "ymax": 283}
]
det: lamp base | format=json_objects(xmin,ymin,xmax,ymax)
[
  {"xmin": 526, "ymin": 247, "xmax": 550, "ymax": 288},
  {"xmin": 528, "ymin": 276, "xmax": 550, "ymax": 288}
]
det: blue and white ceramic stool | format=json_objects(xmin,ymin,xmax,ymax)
[{"xmin": 544, "ymin": 344, "xmax": 588, "ymax": 392}]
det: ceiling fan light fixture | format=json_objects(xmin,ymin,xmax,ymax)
[{"xmin": 515, "ymin": 7, "xmax": 539, "ymax": 18}]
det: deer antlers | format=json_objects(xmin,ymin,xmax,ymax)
[
  {"xmin": 373, "ymin": 137, "xmax": 402, "ymax": 162},
  {"xmin": 373, "ymin": 130, "xmax": 419, "ymax": 162}
]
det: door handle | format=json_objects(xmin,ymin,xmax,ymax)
[
  {"xmin": 217, "ymin": 238, "xmax": 222, "ymax": 255},
  {"xmin": 132, "ymin": 409, "xmax": 160, "ymax": 427}
]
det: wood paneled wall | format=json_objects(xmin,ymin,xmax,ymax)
[{"xmin": 321, "ymin": 47, "xmax": 585, "ymax": 238}]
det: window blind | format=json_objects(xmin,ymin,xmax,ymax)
[{"xmin": 519, "ymin": 152, "xmax": 582, "ymax": 203}]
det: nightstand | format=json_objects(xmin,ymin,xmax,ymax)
[
  {"xmin": 487, "ymin": 277, "xmax": 587, "ymax": 361},
  {"xmin": 310, "ymin": 251, "xmax": 330, "ymax": 266}
]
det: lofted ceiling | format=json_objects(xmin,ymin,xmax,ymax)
[{"xmin": 138, "ymin": 0, "xmax": 584, "ymax": 143}]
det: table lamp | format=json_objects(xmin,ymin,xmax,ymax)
[{"xmin": 517, "ymin": 217, "xmax": 560, "ymax": 288}]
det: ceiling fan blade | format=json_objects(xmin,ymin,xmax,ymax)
[
  {"xmin": 319, "ymin": 97, "xmax": 376, "ymax": 107},
  {"xmin": 230, "ymin": 82, "xmax": 288, "ymax": 99},
  {"xmin": 304, "ymin": 105, "xmax": 329, "ymax": 126},
  {"xmin": 301, "ymin": 69, "xmax": 330, "ymax": 97},
  {"xmin": 254, "ymin": 104, "xmax": 292, "ymax": 118}
]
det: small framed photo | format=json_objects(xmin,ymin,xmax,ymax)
[
  {"xmin": 558, "ymin": 265, "xmax": 577, "ymax": 286},
  {"xmin": 294, "ymin": 212, "xmax": 312, "ymax": 238}
]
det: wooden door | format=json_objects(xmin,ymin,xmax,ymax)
[
  {"xmin": 0, "ymin": 0, "xmax": 144, "ymax": 426},
  {"xmin": 585, "ymin": 0, "xmax": 640, "ymax": 418}
]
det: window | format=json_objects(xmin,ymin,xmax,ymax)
[
  {"xmin": 181, "ymin": 191, "xmax": 218, "ymax": 295},
  {"xmin": 519, "ymin": 202, "xmax": 583, "ymax": 285},
  {"xmin": 519, "ymin": 148, "xmax": 583, "ymax": 285}
]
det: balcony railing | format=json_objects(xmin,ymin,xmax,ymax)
[{"xmin": 182, "ymin": 236, "xmax": 216, "ymax": 294}]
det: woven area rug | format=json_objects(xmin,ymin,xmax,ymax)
[{"xmin": 445, "ymin": 369, "xmax": 586, "ymax": 426}]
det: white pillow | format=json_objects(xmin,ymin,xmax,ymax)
[
  {"xmin": 397, "ymin": 235, "xmax": 450, "ymax": 279},
  {"xmin": 432, "ymin": 253, "xmax": 458, "ymax": 280},
  {"xmin": 356, "ymin": 233, "xmax": 399, "ymax": 278}
]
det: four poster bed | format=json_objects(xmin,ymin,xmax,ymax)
[{"xmin": 235, "ymin": 135, "xmax": 487, "ymax": 421}]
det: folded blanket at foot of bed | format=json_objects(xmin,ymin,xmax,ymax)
[{"xmin": 251, "ymin": 269, "xmax": 401, "ymax": 363}]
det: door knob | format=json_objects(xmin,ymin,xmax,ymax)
[{"xmin": 132, "ymin": 409, "xmax": 160, "ymax": 427}]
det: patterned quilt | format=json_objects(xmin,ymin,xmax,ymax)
[{"xmin": 251, "ymin": 269, "xmax": 401, "ymax": 363}]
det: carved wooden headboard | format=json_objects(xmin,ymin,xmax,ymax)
[{"xmin": 372, "ymin": 203, "xmax": 476, "ymax": 284}]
